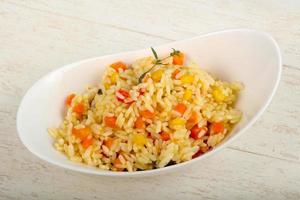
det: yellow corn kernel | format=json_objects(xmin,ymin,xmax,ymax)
[
  {"xmin": 132, "ymin": 134, "xmax": 147, "ymax": 146},
  {"xmin": 104, "ymin": 82, "xmax": 110, "ymax": 90},
  {"xmin": 151, "ymin": 69, "xmax": 164, "ymax": 82},
  {"xmin": 110, "ymin": 72, "xmax": 118, "ymax": 84},
  {"xmin": 170, "ymin": 118, "xmax": 185, "ymax": 127},
  {"xmin": 183, "ymin": 89, "xmax": 193, "ymax": 100},
  {"xmin": 180, "ymin": 74, "xmax": 194, "ymax": 84},
  {"xmin": 212, "ymin": 87, "xmax": 226, "ymax": 102}
]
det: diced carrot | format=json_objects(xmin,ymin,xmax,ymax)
[
  {"xmin": 134, "ymin": 117, "xmax": 145, "ymax": 129},
  {"xmin": 82, "ymin": 137, "xmax": 93, "ymax": 148},
  {"xmin": 114, "ymin": 158, "xmax": 124, "ymax": 169},
  {"xmin": 65, "ymin": 94, "xmax": 75, "ymax": 106},
  {"xmin": 110, "ymin": 61, "xmax": 127, "ymax": 72},
  {"xmin": 190, "ymin": 125, "xmax": 201, "ymax": 139},
  {"xmin": 211, "ymin": 122, "xmax": 224, "ymax": 133},
  {"xmin": 72, "ymin": 127, "xmax": 91, "ymax": 141},
  {"xmin": 187, "ymin": 111, "xmax": 198, "ymax": 125},
  {"xmin": 104, "ymin": 116, "xmax": 117, "ymax": 128},
  {"xmin": 72, "ymin": 102, "xmax": 85, "ymax": 115},
  {"xmin": 172, "ymin": 69, "xmax": 180, "ymax": 79},
  {"xmin": 189, "ymin": 125, "xmax": 206, "ymax": 140},
  {"xmin": 104, "ymin": 137, "xmax": 115, "ymax": 149},
  {"xmin": 172, "ymin": 52, "xmax": 185, "ymax": 65},
  {"xmin": 174, "ymin": 103, "xmax": 186, "ymax": 116},
  {"xmin": 116, "ymin": 89, "xmax": 130, "ymax": 102},
  {"xmin": 160, "ymin": 131, "xmax": 170, "ymax": 141},
  {"xmin": 140, "ymin": 110, "xmax": 155, "ymax": 119}
]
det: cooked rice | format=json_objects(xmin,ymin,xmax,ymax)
[{"xmin": 48, "ymin": 51, "xmax": 243, "ymax": 172}]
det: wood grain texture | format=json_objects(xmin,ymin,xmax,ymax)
[
  {"xmin": 5, "ymin": 0, "xmax": 300, "ymax": 67},
  {"xmin": 0, "ymin": 0, "xmax": 300, "ymax": 199}
]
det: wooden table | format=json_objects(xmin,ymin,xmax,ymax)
[{"xmin": 1, "ymin": 1, "xmax": 299, "ymax": 199}]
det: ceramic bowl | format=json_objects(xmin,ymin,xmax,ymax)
[{"xmin": 17, "ymin": 29, "xmax": 282, "ymax": 176}]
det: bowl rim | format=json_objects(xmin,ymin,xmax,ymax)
[{"xmin": 16, "ymin": 28, "xmax": 282, "ymax": 176}]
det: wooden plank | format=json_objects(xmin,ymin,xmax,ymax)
[
  {"xmin": 1, "ymin": 142, "xmax": 300, "ymax": 200},
  {"xmin": 229, "ymin": 65, "xmax": 300, "ymax": 163},
  {"xmin": 0, "ymin": 1, "xmax": 169, "ymax": 97},
  {"xmin": 5, "ymin": 0, "xmax": 300, "ymax": 67}
]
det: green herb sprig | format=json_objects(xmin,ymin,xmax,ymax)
[
  {"xmin": 170, "ymin": 48, "xmax": 181, "ymax": 57},
  {"xmin": 138, "ymin": 47, "xmax": 181, "ymax": 83}
]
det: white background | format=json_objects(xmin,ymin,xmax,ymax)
[{"xmin": 0, "ymin": 0, "xmax": 299, "ymax": 199}]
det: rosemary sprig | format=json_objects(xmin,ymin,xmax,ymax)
[
  {"xmin": 170, "ymin": 48, "xmax": 181, "ymax": 57},
  {"xmin": 138, "ymin": 47, "xmax": 181, "ymax": 83},
  {"xmin": 138, "ymin": 47, "xmax": 162, "ymax": 83},
  {"xmin": 151, "ymin": 47, "xmax": 158, "ymax": 60}
]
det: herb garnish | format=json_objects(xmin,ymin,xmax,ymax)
[
  {"xmin": 170, "ymin": 48, "xmax": 181, "ymax": 57},
  {"xmin": 138, "ymin": 47, "xmax": 181, "ymax": 83},
  {"xmin": 151, "ymin": 46, "xmax": 158, "ymax": 60}
]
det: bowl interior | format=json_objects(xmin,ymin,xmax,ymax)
[{"xmin": 17, "ymin": 29, "xmax": 281, "ymax": 176}]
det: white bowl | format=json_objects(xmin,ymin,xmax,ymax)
[{"xmin": 17, "ymin": 29, "xmax": 282, "ymax": 177}]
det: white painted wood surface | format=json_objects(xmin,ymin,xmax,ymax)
[{"xmin": 0, "ymin": 1, "xmax": 299, "ymax": 199}]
